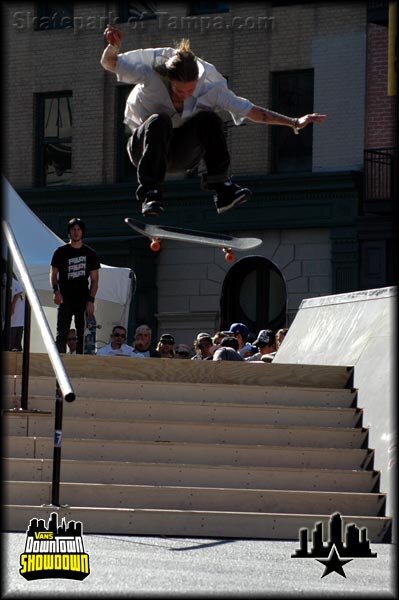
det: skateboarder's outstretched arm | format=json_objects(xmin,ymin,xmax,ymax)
[
  {"xmin": 247, "ymin": 106, "xmax": 327, "ymax": 130},
  {"xmin": 247, "ymin": 106, "xmax": 326, "ymax": 133}
]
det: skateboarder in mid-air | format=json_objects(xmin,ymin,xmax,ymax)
[{"xmin": 101, "ymin": 25, "xmax": 326, "ymax": 218}]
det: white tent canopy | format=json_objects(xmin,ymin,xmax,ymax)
[{"xmin": 3, "ymin": 176, "xmax": 134, "ymax": 351}]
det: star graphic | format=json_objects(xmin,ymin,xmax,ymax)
[{"xmin": 316, "ymin": 545, "xmax": 353, "ymax": 578}]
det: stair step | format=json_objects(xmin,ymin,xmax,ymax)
[
  {"xmin": 3, "ymin": 414, "xmax": 369, "ymax": 448},
  {"xmin": 4, "ymin": 353, "xmax": 354, "ymax": 389},
  {"xmin": 4, "ymin": 376, "xmax": 357, "ymax": 408},
  {"xmin": 3, "ymin": 481, "xmax": 386, "ymax": 516},
  {"xmin": 2, "ymin": 395, "xmax": 363, "ymax": 428},
  {"xmin": 4, "ymin": 436, "xmax": 375, "ymax": 469},
  {"xmin": 3, "ymin": 504, "xmax": 391, "ymax": 542},
  {"xmin": 4, "ymin": 458, "xmax": 380, "ymax": 493}
]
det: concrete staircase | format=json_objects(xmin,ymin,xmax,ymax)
[{"xmin": 2, "ymin": 352, "xmax": 392, "ymax": 542}]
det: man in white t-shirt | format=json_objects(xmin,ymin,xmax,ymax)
[
  {"xmin": 8, "ymin": 278, "xmax": 25, "ymax": 351},
  {"xmin": 97, "ymin": 325, "xmax": 143, "ymax": 357}
]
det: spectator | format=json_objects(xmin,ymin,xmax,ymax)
[
  {"xmin": 50, "ymin": 218, "xmax": 100, "ymax": 354},
  {"xmin": 246, "ymin": 329, "xmax": 276, "ymax": 362},
  {"xmin": 191, "ymin": 332, "xmax": 214, "ymax": 360},
  {"xmin": 213, "ymin": 335, "xmax": 244, "ymax": 361},
  {"xmin": 261, "ymin": 327, "xmax": 289, "ymax": 362},
  {"xmin": 156, "ymin": 333, "xmax": 175, "ymax": 358},
  {"xmin": 226, "ymin": 322, "xmax": 253, "ymax": 358},
  {"xmin": 66, "ymin": 329, "xmax": 78, "ymax": 354},
  {"xmin": 175, "ymin": 343, "xmax": 191, "ymax": 359},
  {"xmin": 213, "ymin": 347, "xmax": 244, "ymax": 361},
  {"xmin": 133, "ymin": 324, "xmax": 161, "ymax": 357},
  {"xmin": 212, "ymin": 331, "xmax": 229, "ymax": 345},
  {"xmin": 275, "ymin": 327, "xmax": 289, "ymax": 350},
  {"xmin": 97, "ymin": 325, "xmax": 138, "ymax": 356},
  {"xmin": 6, "ymin": 277, "xmax": 25, "ymax": 351}
]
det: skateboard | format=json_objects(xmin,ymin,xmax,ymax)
[
  {"xmin": 84, "ymin": 313, "xmax": 98, "ymax": 355},
  {"xmin": 125, "ymin": 218, "xmax": 262, "ymax": 262}
]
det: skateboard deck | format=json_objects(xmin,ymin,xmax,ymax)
[
  {"xmin": 84, "ymin": 313, "xmax": 97, "ymax": 355},
  {"xmin": 125, "ymin": 217, "xmax": 262, "ymax": 262}
]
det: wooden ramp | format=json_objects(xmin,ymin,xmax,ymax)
[{"xmin": 2, "ymin": 352, "xmax": 392, "ymax": 542}]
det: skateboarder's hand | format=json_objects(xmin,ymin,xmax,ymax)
[
  {"xmin": 104, "ymin": 24, "xmax": 122, "ymax": 49},
  {"xmin": 296, "ymin": 113, "xmax": 327, "ymax": 130}
]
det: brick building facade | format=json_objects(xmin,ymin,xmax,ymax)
[{"xmin": 3, "ymin": 2, "xmax": 397, "ymax": 345}]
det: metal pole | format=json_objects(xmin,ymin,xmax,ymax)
[
  {"xmin": 51, "ymin": 381, "xmax": 63, "ymax": 506},
  {"xmin": 20, "ymin": 299, "xmax": 31, "ymax": 410},
  {"xmin": 3, "ymin": 249, "xmax": 13, "ymax": 350}
]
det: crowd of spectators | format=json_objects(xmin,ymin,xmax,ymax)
[{"xmin": 94, "ymin": 322, "xmax": 289, "ymax": 362}]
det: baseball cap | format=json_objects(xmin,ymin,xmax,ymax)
[
  {"xmin": 227, "ymin": 323, "xmax": 249, "ymax": 340},
  {"xmin": 160, "ymin": 333, "xmax": 175, "ymax": 344},
  {"xmin": 253, "ymin": 329, "xmax": 274, "ymax": 347}
]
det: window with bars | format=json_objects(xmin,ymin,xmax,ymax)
[
  {"xmin": 271, "ymin": 69, "xmax": 314, "ymax": 173},
  {"xmin": 36, "ymin": 92, "xmax": 72, "ymax": 186}
]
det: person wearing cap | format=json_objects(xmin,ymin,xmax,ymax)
[
  {"xmin": 246, "ymin": 329, "xmax": 276, "ymax": 362},
  {"xmin": 191, "ymin": 333, "xmax": 214, "ymax": 360},
  {"xmin": 227, "ymin": 322, "xmax": 254, "ymax": 358},
  {"xmin": 50, "ymin": 218, "xmax": 100, "ymax": 354},
  {"xmin": 156, "ymin": 333, "xmax": 176, "ymax": 358},
  {"xmin": 175, "ymin": 344, "xmax": 191, "ymax": 359}
]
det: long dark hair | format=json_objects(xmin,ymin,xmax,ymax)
[{"xmin": 154, "ymin": 39, "xmax": 199, "ymax": 82}]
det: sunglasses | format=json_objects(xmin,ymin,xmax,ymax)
[
  {"xmin": 113, "ymin": 333, "xmax": 126, "ymax": 338},
  {"xmin": 161, "ymin": 340, "xmax": 174, "ymax": 345}
]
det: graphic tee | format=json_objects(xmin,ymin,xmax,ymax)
[{"xmin": 51, "ymin": 244, "xmax": 100, "ymax": 301}]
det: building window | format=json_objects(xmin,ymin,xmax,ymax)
[
  {"xmin": 271, "ymin": 69, "xmax": 314, "ymax": 173},
  {"xmin": 34, "ymin": 2, "xmax": 74, "ymax": 30},
  {"xmin": 189, "ymin": 2, "xmax": 229, "ymax": 14},
  {"xmin": 220, "ymin": 256, "xmax": 287, "ymax": 337},
  {"xmin": 118, "ymin": 1, "xmax": 158, "ymax": 22},
  {"xmin": 116, "ymin": 86, "xmax": 137, "ymax": 183},
  {"xmin": 36, "ymin": 92, "xmax": 72, "ymax": 187}
]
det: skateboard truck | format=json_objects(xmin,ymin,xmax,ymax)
[
  {"xmin": 150, "ymin": 237, "xmax": 235, "ymax": 262},
  {"xmin": 223, "ymin": 247, "xmax": 235, "ymax": 262}
]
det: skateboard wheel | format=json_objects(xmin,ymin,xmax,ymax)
[{"xmin": 150, "ymin": 240, "xmax": 161, "ymax": 252}]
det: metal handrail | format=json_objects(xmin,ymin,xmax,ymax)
[{"xmin": 2, "ymin": 220, "xmax": 75, "ymax": 403}]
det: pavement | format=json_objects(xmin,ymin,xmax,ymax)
[{"xmin": 2, "ymin": 533, "xmax": 396, "ymax": 597}]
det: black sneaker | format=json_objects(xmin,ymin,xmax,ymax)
[
  {"xmin": 141, "ymin": 190, "xmax": 164, "ymax": 218},
  {"xmin": 213, "ymin": 180, "xmax": 252, "ymax": 214}
]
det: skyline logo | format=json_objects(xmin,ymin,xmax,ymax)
[{"xmin": 291, "ymin": 512, "xmax": 377, "ymax": 578}]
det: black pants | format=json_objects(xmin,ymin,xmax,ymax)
[
  {"xmin": 56, "ymin": 300, "xmax": 86, "ymax": 354},
  {"xmin": 128, "ymin": 111, "xmax": 230, "ymax": 201}
]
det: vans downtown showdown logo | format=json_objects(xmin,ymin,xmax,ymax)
[{"xmin": 19, "ymin": 513, "xmax": 90, "ymax": 581}]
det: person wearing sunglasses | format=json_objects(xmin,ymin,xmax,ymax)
[
  {"xmin": 97, "ymin": 325, "xmax": 141, "ymax": 357},
  {"xmin": 66, "ymin": 329, "xmax": 78, "ymax": 355},
  {"xmin": 156, "ymin": 333, "xmax": 176, "ymax": 358}
]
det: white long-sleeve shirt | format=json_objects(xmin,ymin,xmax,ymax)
[{"xmin": 115, "ymin": 47, "xmax": 253, "ymax": 133}]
